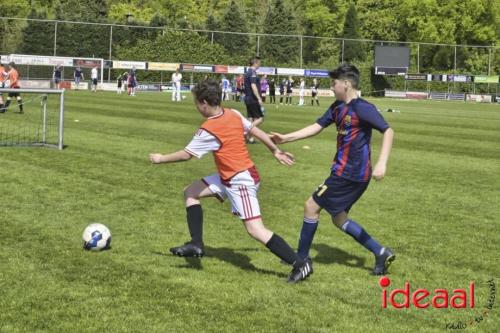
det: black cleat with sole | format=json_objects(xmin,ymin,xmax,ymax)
[
  {"xmin": 373, "ymin": 248, "xmax": 395, "ymax": 275},
  {"xmin": 287, "ymin": 257, "xmax": 313, "ymax": 284},
  {"xmin": 170, "ymin": 242, "xmax": 205, "ymax": 258}
]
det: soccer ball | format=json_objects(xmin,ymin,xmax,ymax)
[{"xmin": 82, "ymin": 223, "xmax": 111, "ymax": 251}]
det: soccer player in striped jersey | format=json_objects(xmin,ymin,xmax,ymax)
[
  {"xmin": 270, "ymin": 63, "xmax": 395, "ymax": 276},
  {"xmin": 149, "ymin": 79, "xmax": 312, "ymax": 283}
]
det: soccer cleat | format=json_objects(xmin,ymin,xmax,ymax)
[
  {"xmin": 169, "ymin": 241, "xmax": 205, "ymax": 257},
  {"xmin": 372, "ymin": 248, "xmax": 395, "ymax": 275},
  {"xmin": 287, "ymin": 257, "xmax": 313, "ymax": 284}
]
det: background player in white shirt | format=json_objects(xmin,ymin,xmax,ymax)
[
  {"xmin": 91, "ymin": 66, "xmax": 98, "ymax": 92},
  {"xmin": 298, "ymin": 78, "xmax": 305, "ymax": 106},
  {"xmin": 172, "ymin": 69, "xmax": 182, "ymax": 102}
]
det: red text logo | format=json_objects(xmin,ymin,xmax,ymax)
[{"xmin": 379, "ymin": 277, "xmax": 475, "ymax": 309}]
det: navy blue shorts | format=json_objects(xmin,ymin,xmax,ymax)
[{"xmin": 312, "ymin": 173, "xmax": 369, "ymax": 217}]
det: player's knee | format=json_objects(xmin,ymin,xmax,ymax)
[
  {"xmin": 304, "ymin": 197, "xmax": 320, "ymax": 217},
  {"xmin": 244, "ymin": 220, "xmax": 267, "ymax": 241},
  {"xmin": 183, "ymin": 184, "xmax": 199, "ymax": 200},
  {"xmin": 245, "ymin": 224, "xmax": 259, "ymax": 239}
]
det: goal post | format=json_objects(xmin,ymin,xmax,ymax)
[{"xmin": 0, "ymin": 88, "xmax": 65, "ymax": 150}]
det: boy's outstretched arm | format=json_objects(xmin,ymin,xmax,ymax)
[
  {"xmin": 372, "ymin": 127, "xmax": 394, "ymax": 181},
  {"xmin": 250, "ymin": 126, "xmax": 295, "ymax": 166},
  {"xmin": 149, "ymin": 150, "xmax": 192, "ymax": 164},
  {"xmin": 269, "ymin": 123, "xmax": 323, "ymax": 144}
]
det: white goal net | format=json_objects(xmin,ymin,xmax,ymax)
[{"xmin": 0, "ymin": 88, "xmax": 65, "ymax": 149}]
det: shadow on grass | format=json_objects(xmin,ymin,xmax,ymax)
[
  {"xmin": 152, "ymin": 247, "xmax": 287, "ymax": 277},
  {"xmin": 206, "ymin": 246, "xmax": 288, "ymax": 278},
  {"xmin": 152, "ymin": 251, "xmax": 203, "ymax": 270},
  {"xmin": 312, "ymin": 243, "xmax": 371, "ymax": 272}
]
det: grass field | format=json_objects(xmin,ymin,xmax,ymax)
[{"xmin": 0, "ymin": 91, "xmax": 499, "ymax": 332}]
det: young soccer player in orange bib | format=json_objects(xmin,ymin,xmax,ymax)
[{"xmin": 149, "ymin": 79, "xmax": 312, "ymax": 283}]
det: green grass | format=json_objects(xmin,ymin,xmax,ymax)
[{"xmin": 0, "ymin": 91, "xmax": 499, "ymax": 332}]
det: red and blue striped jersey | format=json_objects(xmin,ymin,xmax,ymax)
[{"xmin": 316, "ymin": 98, "xmax": 390, "ymax": 182}]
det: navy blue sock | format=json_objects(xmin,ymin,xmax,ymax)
[
  {"xmin": 297, "ymin": 217, "xmax": 319, "ymax": 259},
  {"xmin": 341, "ymin": 219, "xmax": 384, "ymax": 256}
]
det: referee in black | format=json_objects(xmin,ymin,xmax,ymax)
[{"xmin": 244, "ymin": 56, "xmax": 264, "ymax": 144}]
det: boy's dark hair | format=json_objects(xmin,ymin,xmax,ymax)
[
  {"xmin": 191, "ymin": 79, "xmax": 222, "ymax": 107},
  {"xmin": 328, "ymin": 63, "xmax": 360, "ymax": 89},
  {"xmin": 249, "ymin": 56, "xmax": 261, "ymax": 66}
]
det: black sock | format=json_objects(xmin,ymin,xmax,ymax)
[
  {"xmin": 280, "ymin": 96, "xmax": 283, "ymax": 103},
  {"xmin": 5, "ymin": 100, "xmax": 11, "ymax": 109},
  {"xmin": 186, "ymin": 204, "xmax": 203, "ymax": 246},
  {"xmin": 265, "ymin": 233, "xmax": 302, "ymax": 266},
  {"xmin": 316, "ymin": 100, "xmax": 320, "ymax": 106},
  {"xmin": 18, "ymin": 100, "xmax": 23, "ymax": 112}
]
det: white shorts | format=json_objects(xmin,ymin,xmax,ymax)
[{"xmin": 202, "ymin": 171, "xmax": 261, "ymax": 221}]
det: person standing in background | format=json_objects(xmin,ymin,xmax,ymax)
[
  {"xmin": 53, "ymin": 65, "xmax": 62, "ymax": 89},
  {"xmin": 74, "ymin": 67, "xmax": 84, "ymax": 90},
  {"xmin": 172, "ymin": 68, "xmax": 182, "ymax": 102},
  {"xmin": 269, "ymin": 78, "xmax": 276, "ymax": 104},
  {"xmin": 128, "ymin": 67, "xmax": 137, "ymax": 96},
  {"xmin": 311, "ymin": 78, "xmax": 320, "ymax": 106},
  {"xmin": 279, "ymin": 79, "xmax": 285, "ymax": 104},
  {"xmin": 90, "ymin": 65, "xmax": 98, "ymax": 92},
  {"xmin": 260, "ymin": 74, "xmax": 268, "ymax": 103},
  {"xmin": 298, "ymin": 78, "xmax": 305, "ymax": 106},
  {"xmin": 285, "ymin": 77, "xmax": 294, "ymax": 105}
]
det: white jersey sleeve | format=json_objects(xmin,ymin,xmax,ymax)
[
  {"xmin": 184, "ymin": 129, "xmax": 221, "ymax": 158},
  {"xmin": 230, "ymin": 109, "xmax": 253, "ymax": 134}
]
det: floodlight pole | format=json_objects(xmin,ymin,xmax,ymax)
[
  {"xmin": 488, "ymin": 46, "xmax": 491, "ymax": 75},
  {"xmin": 256, "ymin": 35, "xmax": 260, "ymax": 56},
  {"xmin": 417, "ymin": 43, "xmax": 420, "ymax": 73},
  {"xmin": 300, "ymin": 36, "xmax": 303, "ymax": 68},
  {"xmin": 108, "ymin": 25, "xmax": 113, "ymax": 82},
  {"xmin": 53, "ymin": 21, "xmax": 58, "ymax": 56},
  {"xmin": 341, "ymin": 39, "xmax": 345, "ymax": 63},
  {"xmin": 454, "ymin": 46, "xmax": 457, "ymax": 72}
]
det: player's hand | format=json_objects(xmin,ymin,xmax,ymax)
[
  {"xmin": 149, "ymin": 153, "xmax": 164, "ymax": 164},
  {"xmin": 273, "ymin": 150, "xmax": 295, "ymax": 166},
  {"xmin": 372, "ymin": 162, "xmax": 386, "ymax": 181},
  {"xmin": 269, "ymin": 132, "xmax": 287, "ymax": 144}
]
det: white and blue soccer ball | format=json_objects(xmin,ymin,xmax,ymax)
[{"xmin": 83, "ymin": 223, "xmax": 111, "ymax": 251}]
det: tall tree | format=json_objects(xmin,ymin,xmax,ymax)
[
  {"xmin": 19, "ymin": 9, "xmax": 55, "ymax": 56},
  {"xmin": 260, "ymin": 0, "xmax": 300, "ymax": 66},
  {"xmin": 205, "ymin": 14, "xmax": 221, "ymax": 45},
  {"xmin": 0, "ymin": 0, "xmax": 30, "ymax": 54},
  {"xmin": 218, "ymin": 1, "xmax": 250, "ymax": 61},
  {"xmin": 341, "ymin": 4, "xmax": 365, "ymax": 63},
  {"xmin": 54, "ymin": 0, "xmax": 109, "ymax": 57}
]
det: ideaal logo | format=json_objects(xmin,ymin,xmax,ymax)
[
  {"xmin": 378, "ymin": 277, "xmax": 496, "ymax": 329},
  {"xmin": 379, "ymin": 277, "xmax": 475, "ymax": 309}
]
